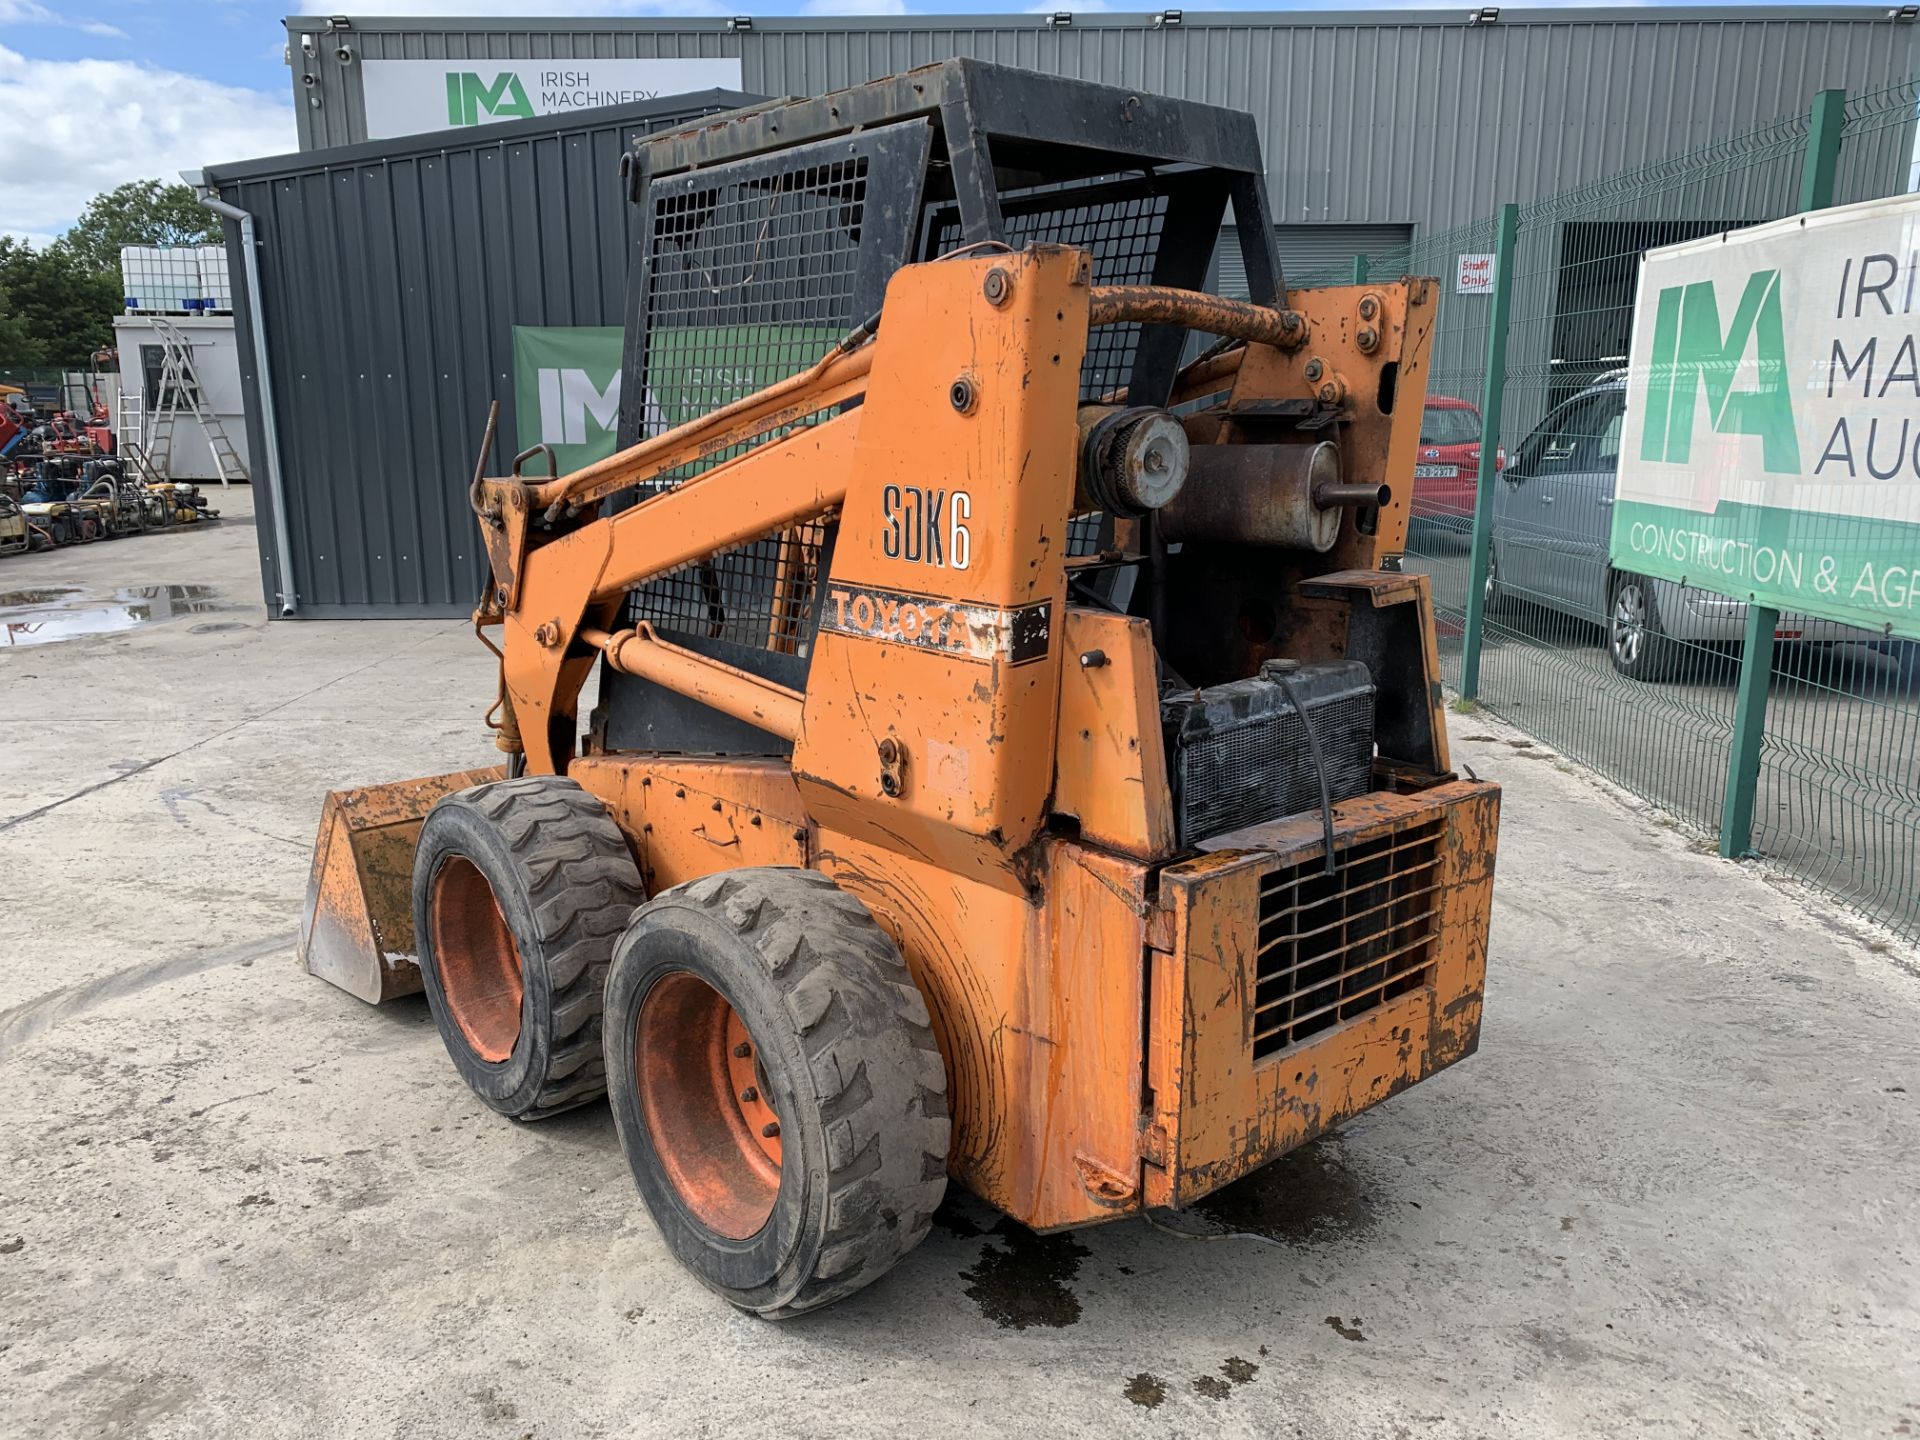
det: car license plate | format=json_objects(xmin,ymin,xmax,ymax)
[{"xmin": 1414, "ymin": 464, "xmax": 1459, "ymax": 479}]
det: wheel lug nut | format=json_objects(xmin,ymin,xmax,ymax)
[
  {"xmin": 761, "ymin": 1122, "xmax": 780, "ymax": 1139},
  {"xmin": 740, "ymin": 1086, "xmax": 759, "ymax": 1103},
  {"xmin": 732, "ymin": 1042, "xmax": 752, "ymax": 1058}
]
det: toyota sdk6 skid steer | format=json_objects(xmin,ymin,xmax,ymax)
[{"xmin": 299, "ymin": 61, "xmax": 1499, "ymax": 1317}]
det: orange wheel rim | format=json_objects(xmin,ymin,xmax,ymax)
[
  {"xmin": 636, "ymin": 972, "xmax": 781, "ymax": 1240},
  {"xmin": 428, "ymin": 857, "xmax": 524, "ymax": 1064}
]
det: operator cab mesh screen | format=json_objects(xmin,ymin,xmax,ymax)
[
  {"xmin": 622, "ymin": 157, "xmax": 868, "ymax": 652},
  {"xmin": 924, "ymin": 186, "xmax": 1169, "ymax": 401}
]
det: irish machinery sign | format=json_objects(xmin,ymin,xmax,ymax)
[
  {"xmin": 1611, "ymin": 193, "xmax": 1920, "ymax": 639},
  {"xmin": 361, "ymin": 58, "xmax": 744, "ymax": 140}
]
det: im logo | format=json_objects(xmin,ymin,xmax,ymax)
[
  {"xmin": 445, "ymin": 72, "xmax": 534, "ymax": 126},
  {"xmin": 1639, "ymin": 268, "xmax": 1801, "ymax": 475}
]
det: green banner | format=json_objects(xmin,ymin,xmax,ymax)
[
  {"xmin": 1613, "ymin": 499, "xmax": 1920, "ymax": 633},
  {"xmin": 512, "ymin": 325, "xmax": 624, "ymax": 475},
  {"xmin": 1610, "ymin": 194, "xmax": 1920, "ymax": 639},
  {"xmin": 642, "ymin": 326, "xmax": 844, "ymax": 431},
  {"xmin": 512, "ymin": 324, "xmax": 845, "ymax": 478}
]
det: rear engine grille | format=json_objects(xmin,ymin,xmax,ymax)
[{"xmin": 1252, "ymin": 821, "xmax": 1443, "ymax": 1061}]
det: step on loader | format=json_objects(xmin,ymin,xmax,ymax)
[{"xmin": 300, "ymin": 60, "xmax": 1499, "ymax": 1317}]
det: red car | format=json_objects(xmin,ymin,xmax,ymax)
[{"xmin": 1410, "ymin": 394, "xmax": 1503, "ymax": 538}]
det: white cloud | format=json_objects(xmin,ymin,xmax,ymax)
[{"xmin": 0, "ymin": 46, "xmax": 296, "ymax": 245}]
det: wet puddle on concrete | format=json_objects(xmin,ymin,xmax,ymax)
[
  {"xmin": 937, "ymin": 1135, "xmax": 1379, "ymax": 1335},
  {"xmin": 955, "ymin": 1213, "xmax": 1092, "ymax": 1330},
  {"xmin": 0, "ymin": 585, "xmax": 224, "ymax": 647},
  {"xmin": 1188, "ymin": 1133, "xmax": 1378, "ymax": 1243}
]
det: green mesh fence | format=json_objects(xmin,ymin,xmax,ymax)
[{"xmin": 1330, "ymin": 78, "xmax": 1920, "ymax": 941}]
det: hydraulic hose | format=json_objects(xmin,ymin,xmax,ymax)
[{"xmin": 1088, "ymin": 286, "xmax": 1306, "ymax": 349}]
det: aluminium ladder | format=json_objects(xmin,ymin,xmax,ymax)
[{"xmin": 142, "ymin": 318, "xmax": 249, "ymax": 486}]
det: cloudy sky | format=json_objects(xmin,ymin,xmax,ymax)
[{"xmin": 0, "ymin": 0, "xmax": 1866, "ymax": 249}]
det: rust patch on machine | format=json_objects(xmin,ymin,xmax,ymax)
[{"xmin": 1146, "ymin": 781, "xmax": 1498, "ymax": 1207}]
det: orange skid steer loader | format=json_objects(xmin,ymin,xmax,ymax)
[{"xmin": 300, "ymin": 62, "xmax": 1499, "ymax": 1316}]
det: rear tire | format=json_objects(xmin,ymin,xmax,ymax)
[
  {"xmin": 1481, "ymin": 542, "xmax": 1507, "ymax": 614},
  {"xmin": 412, "ymin": 776, "xmax": 644, "ymax": 1120},
  {"xmin": 1608, "ymin": 572, "xmax": 1684, "ymax": 682},
  {"xmin": 606, "ymin": 867, "xmax": 950, "ymax": 1318}
]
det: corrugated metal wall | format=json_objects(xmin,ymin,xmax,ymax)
[
  {"xmin": 205, "ymin": 92, "xmax": 753, "ymax": 617},
  {"xmin": 288, "ymin": 10, "xmax": 1920, "ymax": 232}
]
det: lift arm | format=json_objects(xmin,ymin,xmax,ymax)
[{"xmin": 473, "ymin": 269, "xmax": 1307, "ymax": 774}]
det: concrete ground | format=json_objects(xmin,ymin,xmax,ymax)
[{"xmin": 2, "ymin": 487, "xmax": 1917, "ymax": 1439}]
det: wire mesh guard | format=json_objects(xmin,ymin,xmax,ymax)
[
  {"xmin": 622, "ymin": 157, "xmax": 869, "ymax": 650},
  {"xmin": 927, "ymin": 188, "xmax": 1170, "ymax": 399}
]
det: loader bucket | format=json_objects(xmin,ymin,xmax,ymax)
[{"xmin": 299, "ymin": 767, "xmax": 507, "ymax": 1004}]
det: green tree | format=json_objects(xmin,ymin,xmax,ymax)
[
  {"xmin": 51, "ymin": 180, "xmax": 220, "ymax": 278},
  {"xmin": 0, "ymin": 272, "xmax": 48, "ymax": 368},
  {"xmin": 0, "ymin": 238, "xmax": 119, "ymax": 366}
]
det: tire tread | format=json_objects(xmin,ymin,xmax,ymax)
[
  {"xmin": 431, "ymin": 775, "xmax": 644, "ymax": 1120},
  {"xmin": 630, "ymin": 866, "xmax": 949, "ymax": 1316}
]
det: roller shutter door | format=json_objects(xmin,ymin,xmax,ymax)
[{"xmin": 1212, "ymin": 223, "xmax": 1415, "ymax": 296}]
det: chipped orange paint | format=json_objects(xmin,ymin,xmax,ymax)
[
  {"xmin": 565, "ymin": 755, "xmax": 810, "ymax": 896},
  {"xmin": 790, "ymin": 247, "xmax": 1087, "ymax": 893},
  {"xmin": 814, "ymin": 828, "xmax": 1154, "ymax": 1231},
  {"xmin": 1222, "ymin": 280, "xmax": 1439, "ymax": 572},
  {"xmin": 1051, "ymin": 608, "xmax": 1174, "ymax": 861},
  {"xmin": 1151, "ymin": 782, "xmax": 1499, "ymax": 1205}
]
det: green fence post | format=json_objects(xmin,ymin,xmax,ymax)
[
  {"xmin": 1351, "ymin": 254, "xmax": 1370, "ymax": 284},
  {"xmin": 1719, "ymin": 89, "xmax": 1846, "ymax": 861},
  {"xmin": 1798, "ymin": 88, "xmax": 1847, "ymax": 212},
  {"xmin": 1457, "ymin": 202, "xmax": 1518, "ymax": 701}
]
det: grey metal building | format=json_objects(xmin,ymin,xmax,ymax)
[
  {"xmin": 287, "ymin": 7, "xmax": 1920, "ymax": 255},
  {"xmin": 203, "ymin": 91, "xmax": 754, "ymax": 617},
  {"xmin": 242, "ymin": 7, "xmax": 1917, "ymax": 617}
]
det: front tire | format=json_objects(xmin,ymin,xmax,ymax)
[
  {"xmin": 606, "ymin": 867, "xmax": 950, "ymax": 1318},
  {"xmin": 412, "ymin": 776, "xmax": 645, "ymax": 1120}
]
